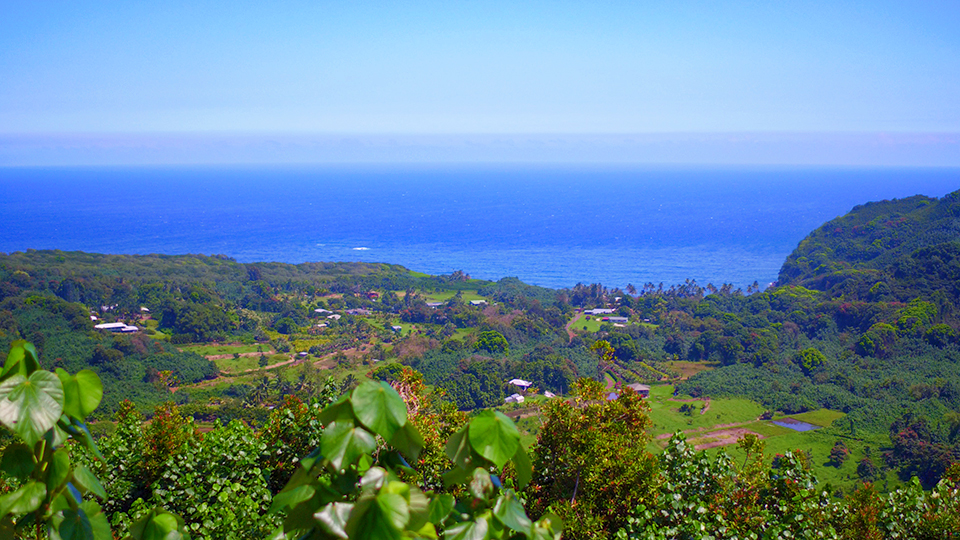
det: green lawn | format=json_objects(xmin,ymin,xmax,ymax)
[
  {"xmin": 179, "ymin": 344, "xmax": 266, "ymax": 356},
  {"xmin": 424, "ymin": 290, "xmax": 486, "ymax": 302},
  {"xmin": 645, "ymin": 385, "xmax": 767, "ymax": 436}
]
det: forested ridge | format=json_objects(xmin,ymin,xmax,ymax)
[{"xmin": 1, "ymin": 189, "xmax": 960, "ymax": 538}]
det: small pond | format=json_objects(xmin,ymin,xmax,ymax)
[{"xmin": 771, "ymin": 418, "xmax": 820, "ymax": 432}]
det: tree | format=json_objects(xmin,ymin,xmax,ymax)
[
  {"xmin": 829, "ymin": 440, "xmax": 849, "ymax": 467},
  {"xmin": 527, "ymin": 379, "xmax": 657, "ymax": 539},
  {"xmin": 474, "ymin": 330, "xmax": 509, "ymax": 355}
]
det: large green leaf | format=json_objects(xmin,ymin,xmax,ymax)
[
  {"xmin": 47, "ymin": 448, "xmax": 72, "ymax": 494},
  {"xmin": 126, "ymin": 508, "xmax": 189, "ymax": 540},
  {"xmin": 1, "ymin": 442, "xmax": 35, "ymax": 480},
  {"xmin": 315, "ymin": 502, "xmax": 352, "ymax": 539},
  {"xmin": 446, "ymin": 514, "xmax": 490, "ymax": 540},
  {"xmin": 52, "ymin": 506, "xmax": 95, "ymax": 540},
  {"xmin": 0, "ymin": 481, "xmax": 47, "ymax": 518},
  {"xmin": 56, "ymin": 369, "xmax": 103, "ymax": 420},
  {"xmin": 427, "ymin": 494, "xmax": 455, "ymax": 525},
  {"xmin": 350, "ymin": 381, "xmax": 407, "ymax": 440},
  {"xmin": 444, "ymin": 425, "xmax": 475, "ymax": 470},
  {"xmin": 467, "ymin": 411, "xmax": 520, "ymax": 470},
  {"xmin": 512, "ymin": 445, "xmax": 533, "ymax": 489},
  {"xmin": 388, "ymin": 421, "xmax": 424, "ymax": 461},
  {"xmin": 345, "ymin": 491, "xmax": 408, "ymax": 540},
  {"xmin": 0, "ymin": 370, "xmax": 64, "ymax": 446},
  {"xmin": 321, "ymin": 421, "xmax": 376, "ymax": 471},
  {"xmin": 493, "ymin": 491, "xmax": 533, "ymax": 535},
  {"xmin": 1, "ymin": 341, "xmax": 39, "ymax": 381},
  {"xmin": 72, "ymin": 466, "xmax": 108, "ymax": 500},
  {"xmin": 318, "ymin": 395, "xmax": 354, "ymax": 426},
  {"xmin": 268, "ymin": 485, "xmax": 315, "ymax": 514}
]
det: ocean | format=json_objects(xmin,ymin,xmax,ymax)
[{"xmin": 1, "ymin": 164, "xmax": 958, "ymax": 290}]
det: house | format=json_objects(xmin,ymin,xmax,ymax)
[
  {"xmin": 505, "ymin": 393, "xmax": 525, "ymax": 404},
  {"xmin": 585, "ymin": 308, "xmax": 614, "ymax": 315},
  {"xmin": 94, "ymin": 322, "xmax": 139, "ymax": 333},
  {"xmin": 314, "ymin": 308, "xmax": 332, "ymax": 314},
  {"xmin": 345, "ymin": 308, "xmax": 372, "ymax": 316},
  {"xmin": 426, "ymin": 302, "xmax": 442, "ymax": 308},
  {"xmin": 391, "ymin": 325, "xmax": 403, "ymax": 333},
  {"xmin": 625, "ymin": 383, "xmax": 650, "ymax": 398},
  {"xmin": 508, "ymin": 378, "xmax": 533, "ymax": 390},
  {"xmin": 607, "ymin": 316, "xmax": 629, "ymax": 323},
  {"xmin": 366, "ymin": 291, "xmax": 380, "ymax": 300},
  {"xmin": 544, "ymin": 391, "xmax": 556, "ymax": 398},
  {"xmin": 469, "ymin": 300, "xmax": 488, "ymax": 306},
  {"xmin": 327, "ymin": 314, "xmax": 341, "ymax": 320},
  {"xmin": 140, "ymin": 306, "xmax": 150, "ymax": 313}
]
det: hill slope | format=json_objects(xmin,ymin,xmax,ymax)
[{"xmin": 778, "ymin": 190, "xmax": 960, "ymax": 307}]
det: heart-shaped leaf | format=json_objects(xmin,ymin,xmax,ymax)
[
  {"xmin": 2, "ymin": 341, "xmax": 40, "ymax": 381},
  {"xmin": 388, "ymin": 421, "xmax": 424, "ymax": 461},
  {"xmin": 52, "ymin": 506, "xmax": 94, "ymax": 540},
  {"xmin": 315, "ymin": 502, "xmax": 352, "ymax": 539},
  {"xmin": 56, "ymin": 369, "xmax": 103, "ymax": 420},
  {"xmin": 321, "ymin": 421, "xmax": 376, "ymax": 471},
  {"xmin": 446, "ymin": 514, "xmax": 490, "ymax": 540},
  {"xmin": 1, "ymin": 443, "xmax": 35, "ymax": 480},
  {"xmin": 467, "ymin": 411, "xmax": 520, "ymax": 470},
  {"xmin": 351, "ymin": 381, "xmax": 407, "ymax": 440},
  {"xmin": 0, "ymin": 371, "xmax": 64, "ymax": 446},
  {"xmin": 427, "ymin": 494, "xmax": 455, "ymax": 525},
  {"xmin": 512, "ymin": 445, "xmax": 532, "ymax": 489},
  {"xmin": 0, "ymin": 481, "xmax": 47, "ymax": 518},
  {"xmin": 72, "ymin": 466, "xmax": 107, "ymax": 500},
  {"xmin": 493, "ymin": 491, "xmax": 533, "ymax": 534}
]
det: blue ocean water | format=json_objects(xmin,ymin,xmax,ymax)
[{"xmin": 1, "ymin": 165, "xmax": 958, "ymax": 289}]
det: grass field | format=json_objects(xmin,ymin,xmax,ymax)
[
  {"xmin": 424, "ymin": 290, "xmax": 486, "ymax": 302},
  {"xmin": 179, "ymin": 344, "xmax": 266, "ymax": 356},
  {"xmin": 644, "ymin": 384, "xmax": 897, "ymax": 490}
]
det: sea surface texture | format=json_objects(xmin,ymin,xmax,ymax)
[{"xmin": 2, "ymin": 165, "xmax": 957, "ymax": 289}]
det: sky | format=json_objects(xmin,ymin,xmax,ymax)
[{"xmin": 1, "ymin": 1, "xmax": 959, "ymax": 165}]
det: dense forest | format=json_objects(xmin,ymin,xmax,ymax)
[{"xmin": 1, "ymin": 189, "xmax": 960, "ymax": 538}]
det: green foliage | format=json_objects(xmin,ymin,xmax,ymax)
[
  {"xmin": 0, "ymin": 341, "xmax": 190, "ymax": 539},
  {"xmin": 270, "ymin": 380, "xmax": 561, "ymax": 540},
  {"xmin": 474, "ymin": 331, "xmax": 509, "ymax": 356},
  {"xmin": 527, "ymin": 379, "xmax": 657, "ymax": 538},
  {"xmin": 797, "ymin": 347, "xmax": 826, "ymax": 375}
]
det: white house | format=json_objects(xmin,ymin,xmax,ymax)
[{"xmin": 505, "ymin": 393, "xmax": 525, "ymax": 404}]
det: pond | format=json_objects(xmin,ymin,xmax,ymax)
[{"xmin": 772, "ymin": 418, "xmax": 820, "ymax": 432}]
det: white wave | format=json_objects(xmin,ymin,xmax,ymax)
[{"xmin": 352, "ymin": 247, "xmax": 370, "ymax": 251}]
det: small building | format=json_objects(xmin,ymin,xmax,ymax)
[
  {"xmin": 469, "ymin": 300, "xmax": 488, "ymax": 306},
  {"xmin": 508, "ymin": 378, "xmax": 533, "ymax": 390},
  {"xmin": 585, "ymin": 308, "xmax": 615, "ymax": 315},
  {"xmin": 345, "ymin": 308, "xmax": 372, "ymax": 316},
  {"xmin": 327, "ymin": 314, "xmax": 341, "ymax": 320},
  {"xmin": 505, "ymin": 393, "xmax": 525, "ymax": 404},
  {"xmin": 94, "ymin": 322, "xmax": 139, "ymax": 333},
  {"xmin": 140, "ymin": 306, "xmax": 150, "ymax": 313},
  {"xmin": 314, "ymin": 308, "xmax": 332, "ymax": 314},
  {"xmin": 608, "ymin": 316, "xmax": 629, "ymax": 323},
  {"xmin": 544, "ymin": 391, "xmax": 556, "ymax": 398},
  {"xmin": 391, "ymin": 325, "xmax": 403, "ymax": 333},
  {"xmin": 626, "ymin": 383, "xmax": 650, "ymax": 398},
  {"xmin": 367, "ymin": 291, "xmax": 380, "ymax": 300},
  {"xmin": 426, "ymin": 302, "xmax": 442, "ymax": 308}
]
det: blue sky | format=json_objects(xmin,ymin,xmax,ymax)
[{"xmin": 1, "ymin": 1, "xmax": 959, "ymax": 164}]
